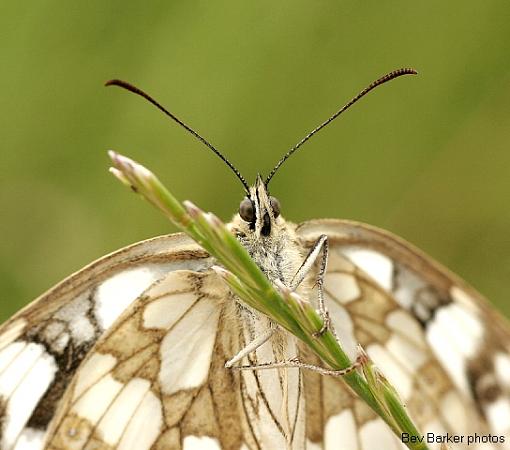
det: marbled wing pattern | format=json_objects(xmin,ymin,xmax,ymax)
[
  {"xmin": 298, "ymin": 219, "xmax": 510, "ymax": 450},
  {"xmin": 2, "ymin": 217, "xmax": 510, "ymax": 449},
  {"xmin": 43, "ymin": 270, "xmax": 305, "ymax": 450},
  {"xmin": 0, "ymin": 234, "xmax": 213, "ymax": 450}
]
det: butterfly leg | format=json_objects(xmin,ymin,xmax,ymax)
[
  {"xmin": 224, "ymin": 326, "xmax": 276, "ymax": 368},
  {"xmin": 290, "ymin": 234, "xmax": 331, "ymax": 337},
  {"xmin": 232, "ymin": 353, "xmax": 366, "ymax": 377}
]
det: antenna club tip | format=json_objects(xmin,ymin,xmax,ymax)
[
  {"xmin": 399, "ymin": 68, "xmax": 418, "ymax": 75},
  {"xmin": 105, "ymin": 79, "xmax": 121, "ymax": 87}
]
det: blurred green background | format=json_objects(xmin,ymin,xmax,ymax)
[{"xmin": 1, "ymin": 2, "xmax": 510, "ymax": 323}]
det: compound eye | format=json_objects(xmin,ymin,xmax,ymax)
[
  {"xmin": 270, "ymin": 196, "xmax": 281, "ymax": 218},
  {"xmin": 239, "ymin": 198, "xmax": 255, "ymax": 223}
]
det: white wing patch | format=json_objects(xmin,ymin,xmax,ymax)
[
  {"xmin": 441, "ymin": 390, "xmax": 469, "ymax": 434},
  {"xmin": 53, "ymin": 293, "xmax": 97, "ymax": 347},
  {"xmin": 0, "ymin": 343, "xmax": 57, "ymax": 450},
  {"xmin": 386, "ymin": 310, "xmax": 423, "ymax": 349},
  {"xmin": 95, "ymin": 378, "xmax": 154, "ymax": 447},
  {"xmin": 183, "ymin": 435, "xmax": 222, "ymax": 449},
  {"xmin": 494, "ymin": 352, "xmax": 510, "ymax": 389},
  {"xmin": 117, "ymin": 388, "xmax": 162, "ymax": 450},
  {"xmin": 73, "ymin": 353, "xmax": 118, "ymax": 400},
  {"xmin": 74, "ymin": 373, "xmax": 124, "ymax": 423},
  {"xmin": 95, "ymin": 264, "xmax": 176, "ymax": 330},
  {"xmin": 159, "ymin": 292, "xmax": 221, "ymax": 395},
  {"xmin": 324, "ymin": 410, "xmax": 358, "ymax": 450},
  {"xmin": 323, "ymin": 291, "xmax": 358, "ymax": 358},
  {"xmin": 0, "ymin": 341, "xmax": 26, "ymax": 374},
  {"xmin": 323, "ymin": 272, "xmax": 360, "ymax": 304},
  {"xmin": 427, "ymin": 303, "xmax": 481, "ymax": 397},
  {"xmin": 143, "ymin": 291, "xmax": 197, "ymax": 329},
  {"xmin": 360, "ymin": 418, "xmax": 405, "ymax": 450},
  {"xmin": 12, "ymin": 427, "xmax": 45, "ymax": 450},
  {"xmin": 486, "ymin": 397, "xmax": 510, "ymax": 434},
  {"xmin": 340, "ymin": 247, "xmax": 393, "ymax": 291}
]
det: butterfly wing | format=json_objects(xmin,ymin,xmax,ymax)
[
  {"xmin": 6, "ymin": 218, "xmax": 508, "ymax": 449},
  {"xmin": 297, "ymin": 219, "xmax": 510, "ymax": 449},
  {"xmin": 42, "ymin": 269, "xmax": 268, "ymax": 450},
  {"xmin": 0, "ymin": 233, "xmax": 213, "ymax": 450}
]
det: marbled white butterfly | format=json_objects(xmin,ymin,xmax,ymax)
[{"xmin": 1, "ymin": 69, "xmax": 509, "ymax": 450}]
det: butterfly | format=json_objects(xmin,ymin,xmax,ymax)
[{"xmin": 1, "ymin": 68, "xmax": 509, "ymax": 450}]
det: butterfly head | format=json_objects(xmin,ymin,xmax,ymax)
[
  {"xmin": 106, "ymin": 69, "xmax": 417, "ymax": 239},
  {"xmin": 236, "ymin": 175, "xmax": 281, "ymax": 238}
]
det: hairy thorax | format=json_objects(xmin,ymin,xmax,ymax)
[{"xmin": 230, "ymin": 216, "xmax": 306, "ymax": 287}]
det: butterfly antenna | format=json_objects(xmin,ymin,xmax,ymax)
[
  {"xmin": 265, "ymin": 68, "xmax": 418, "ymax": 185},
  {"xmin": 105, "ymin": 79, "xmax": 250, "ymax": 193}
]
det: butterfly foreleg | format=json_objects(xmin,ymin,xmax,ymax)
[{"xmin": 290, "ymin": 234, "xmax": 331, "ymax": 337}]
